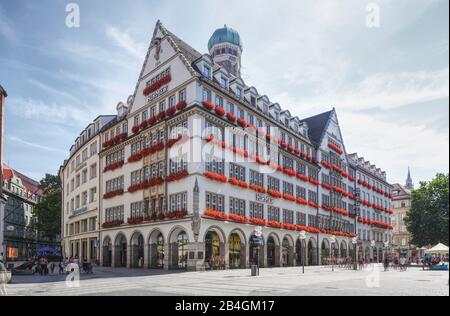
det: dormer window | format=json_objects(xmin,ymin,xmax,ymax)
[
  {"xmin": 285, "ymin": 118, "xmax": 289, "ymax": 126},
  {"xmin": 250, "ymin": 96, "xmax": 256, "ymax": 107},
  {"xmin": 220, "ymin": 77, "xmax": 228, "ymax": 90},
  {"xmin": 263, "ymin": 103, "xmax": 269, "ymax": 113},
  {"xmin": 274, "ymin": 111, "xmax": 280, "ymax": 121},
  {"xmin": 203, "ymin": 65, "xmax": 211, "ymax": 79},
  {"xmin": 236, "ymin": 87, "xmax": 242, "ymax": 99}
]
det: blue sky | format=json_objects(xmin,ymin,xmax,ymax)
[{"xmin": 0, "ymin": 0, "xmax": 448, "ymax": 186}]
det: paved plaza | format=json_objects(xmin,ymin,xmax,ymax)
[{"xmin": 3, "ymin": 265, "xmax": 448, "ymax": 296}]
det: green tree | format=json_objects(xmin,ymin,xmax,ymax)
[
  {"xmin": 405, "ymin": 173, "xmax": 449, "ymax": 247},
  {"xmin": 32, "ymin": 174, "xmax": 62, "ymax": 241}
]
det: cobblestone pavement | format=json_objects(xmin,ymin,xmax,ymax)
[{"xmin": 3, "ymin": 265, "xmax": 449, "ymax": 296}]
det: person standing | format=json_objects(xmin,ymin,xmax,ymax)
[
  {"xmin": 384, "ymin": 256, "xmax": 390, "ymax": 272},
  {"xmin": 58, "ymin": 259, "xmax": 65, "ymax": 275}
]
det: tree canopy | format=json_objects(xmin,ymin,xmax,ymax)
[
  {"xmin": 405, "ymin": 173, "xmax": 449, "ymax": 247},
  {"xmin": 32, "ymin": 174, "xmax": 61, "ymax": 241}
]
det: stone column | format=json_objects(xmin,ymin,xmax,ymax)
[
  {"xmin": 275, "ymin": 245, "xmax": 281, "ymax": 267},
  {"xmin": 289, "ymin": 246, "xmax": 294, "ymax": 266},
  {"xmin": 127, "ymin": 245, "xmax": 132, "ymax": 269},
  {"xmin": 86, "ymin": 239, "xmax": 91, "ymax": 263},
  {"xmin": 221, "ymin": 242, "xmax": 228, "ymax": 269},
  {"xmin": 241, "ymin": 242, "xmax": 248, "ymax": 269}
]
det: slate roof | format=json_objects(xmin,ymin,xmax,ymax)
[
  {"xmin": 300, "ymin": 110, "xmax": 334, "ymax": 147},
  {"xmin": 165, "ymin": 29, "xmax": 202, "ymax": 65}
]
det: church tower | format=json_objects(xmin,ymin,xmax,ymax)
[
  {"xmin": 208, "ymin": 25, "xmax": 243, "ymax": 77},
  {"xmin": 405, "ymin": 167, "xmax": 414, "ymax": 190}
]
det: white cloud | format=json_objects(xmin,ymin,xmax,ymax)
[
  {"xmin": 106, "ymin": 26, "xmax": 146, "ymax": 60},
  {"xmin": 7, "ymin": 97, "xmax": 91, "ymax": 126},
  {"xmin": 340, "ymin": 112, "xmax": 449, "ymax": 185},
  {"xmin": 271, "ymin": 67, "xmax": 449, "ymax": 117},
  {"xmin": 7, "ymin": 136, "xmax": 66, "ymax": 154},
  {"xmin": 27, "ymin": 78, "xmax": 81, "ymax": 104},
  {"xmin": 0, "ymin": 5, "xmax": 18, "ymax": 43}
]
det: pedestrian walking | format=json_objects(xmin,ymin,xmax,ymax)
[
  {"xmin": 59, "ymin": 260, "xmax": 65, "ymax": 275},
  {"xmin": 384, "ymin": 257, "xmax": 390, "ymax": 272},
  {"xmin": 50, "ymin": 262, "xmax": 56, "ymax": 274}
]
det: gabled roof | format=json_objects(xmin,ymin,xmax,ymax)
[
  {"xmin": 300, "ymin": 109, "xmax": 334, "ymax": 146},
  {"xmin": 0, "ymin": 85, "xmax": 7, "ymax": 97},
  {"xmin": 2, "ymin": 163, "xmax": 43, "ymax": 196},
  {"xmin": 392, "ymin": 183, "xmax": 412, "ymax": 196},
  {"xmin": 164, "ymin": 27, "xmax": 202, "ymax": 66}
]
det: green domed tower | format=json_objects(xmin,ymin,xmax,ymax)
[{"xmin": 208, "ymin": 25, "xmax": 243, "ymax": 77}]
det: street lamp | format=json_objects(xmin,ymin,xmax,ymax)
[
  {"xmin": 352, "ymin": 237, "xmax": 358, "ymax": 271},
  {"xmin": 299, "ymin": 230, "xmax": 307, "ymax": 274},
  {"xmin": 330, "ymin": 236, "xmax": 336, "ymax": 272}
]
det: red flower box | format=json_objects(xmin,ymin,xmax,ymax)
[
  {"xmin": 283, "ymin": 223, "xmax": 297, "ymax": 231},
  {"xmin": 250, "ymin": 218, "xmax": 267, "ymax": 226},
  {"xmin": 283, "ymin": 194, "xmax": 296, "ymax": 202},
  {"xmin": 237, "ymin": 118, "xmax": 248, "ymax": 128},
  {"xmin": 283, "ymin": 168, "xmax": 296, "ymax": 177},
  {"xmin": 296, "ymin": 198, "xmax": 308, "ymax": 205},
  {"xmin": 204, "ymin": 172, "xmax": 228, "ymax": 183},
  {"xmin": 166, "ymin": 107, "xmax": 177, "ymax": 117},
  {"xmin": 321, "ymin": 183, "xmax": 332, "ymax": 191},
  {"xmin": 176, "ymin": 101, "xmax": 187, "ymax": 111},
  {"xmin": 229, "ymin": 214, "xmax": 249, "ymax": 224},
  {"xmin": 328, "ymin": 143, "xmax": 344, "ymax": 155},
  {"xmin": 143, "ymin": 75, "xmax": 171, "ymax": 96},
  {"xmin": 102, "ymin": 220, "xmax": 124, "ymax": 229},
  {"xmin": 166, "ymin": 135, "xmax": 183, "ymax": 149},
  {"xmin": 128, "ymin": 217, "xmax": 144, "ymax": 225},
  {"xmin": 103, "ymin": 161, "xmax": 124, "ymax": 173},
  {"xmin": 308, "ymin": 201, "xmax": 318, "ymax": 208},
  {"xmin": 204, "ymin": 209, "xmax": 228, "ymax": 221},
  {"xmin": 296, "ymin": 173, "xmax": 309, "ymax": 182},
  {"xmin": 249, "ymin": 184, "xmax": 266, "ymax": 193},
  {"xmin": 267, "ymin": 221, "xmax": 283, "ymax": 229},
  {"xmin": 215, "ymin": 107, "xmax": 225, "ymax": 116},
  {"xmin": 128, "ymin": 153, "xmax": 143, "ymax": 163},
  {"xmin": 309, "ymin": 178, "xmax": 319, "ymax": 186},
  {"xmin": 226, "ymin": 112, "xmax": 237, "ymax": 122},
  {"xmin": 267, "ymin": 189, "xmax": 282, "ymax": 199},
  {"xmin": 156, "ymin": 111, "xmax": 166, "ymax": 121},
  {"xmin": 147, "ymin": 117, "xmax": 157, "ymax": 126},
  {"xmin": 103, "ymin": 189, "xmax": 124, "ymax": 199},
  {"xmin": 165, "ymin": 170, "xmax": 189, "ymax": 183},
  {"xmin": 202, "ymin": 100, "xmax": 215, "ymax": 111},
  {"xmin": 229, "ymin": 178, "xmax": 249, "ymax": 189},
  {"xmin": 132, "ymin": 126, "xmax": 140, "ymax": 134}
]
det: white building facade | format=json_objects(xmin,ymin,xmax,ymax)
[{"xmin": 60, "ymin": 21, "xmax": 393, "ymax": 270}]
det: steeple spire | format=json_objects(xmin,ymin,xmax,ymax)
[{"xmin": 405, "ymin": 167, "xmax": 414, "ymax": 190}]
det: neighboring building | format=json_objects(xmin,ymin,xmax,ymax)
[
  {"xmin": 1, "ymin": 164, "xmax": 55, "ymax": 262},
  {"xmin": 0, "ymin": 85, "xmax": 7, "ymax": 256},
  {"xmin": 391, "ymin": 171, "xmax": 417, "ymax": 260},
  {"xmin": 60, "ymin": 21, "xmax": 394, "ymax": 270},
  {"xmin": 59, "ymin": 114, "xmax": 118, "ymax": 263},
  {"xmin": 348, "ymin": 154, "xmax": 394, "ymax": 262}
]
